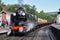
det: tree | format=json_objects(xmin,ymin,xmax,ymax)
[
  {"xmin": 23, "ymin": 4, "xmax": 31, "ymax": 13},
  {"xmin": 40, "ymin": 10, "xmax": 44, "ymax": 13},
  {"xmin": 6, "ymin": 4, "xmax": 20, "ymax": 12},
  {"xmin": 0, "ymin": 0, "xmax": 1, "ymax": 12},
  {"xmin": 29, "ymin": 5, "xmax": 36, "ymax": 14},
  {"xmin": 0, "ymin": 1, "xmax": 5, "ymax": 12}
]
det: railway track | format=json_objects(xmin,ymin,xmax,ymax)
[{"xmin": 0, "ymin": 25, "xmax": 53, "ymax": 40}]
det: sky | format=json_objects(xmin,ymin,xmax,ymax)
[{"xmin": 2, "ymin": 0, "xmax": 60, "ymax": 12}]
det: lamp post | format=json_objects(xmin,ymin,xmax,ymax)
[{"xmin": 58, "ymin": 9, "xmax": 60, "ymax": 14}]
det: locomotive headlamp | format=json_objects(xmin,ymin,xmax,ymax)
[
  {"xmin": 22, "ymin": 12, "xmax": 25, "ymax": 16},
  {"xmin": 13, "ymin": 13, "xmax": 16, "ymax": 16}
]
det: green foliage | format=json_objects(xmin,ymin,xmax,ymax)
[
  {"xmin": 23, "ymin": 4, "xmax": 31, "ymax": 13},
  {"xmin": 0, "ymin": 3, "xmax": 4, "ymax": 12},
  {"xmin": 6, "ymin": 4, "xmax": 20, "ymax": 12},
  {"xmin": 0, "ymin": 3, "xmax": 55, "ymax": 21},
  {"xmin": 36, "ymin": 12, "xmax": 55, "ymax": 21}
]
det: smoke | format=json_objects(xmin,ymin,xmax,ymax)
[
  {"xmin": 26, "ymin": 22, "xmax": 35, "ymax": 32},
  {"xmin": 18, "ymin": 0, "xmax": 23, "ymax": 6}
]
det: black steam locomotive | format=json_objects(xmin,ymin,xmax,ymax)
[{"xmin": 7, "ymin": 7, "xmax": 38, "ymax": 36}]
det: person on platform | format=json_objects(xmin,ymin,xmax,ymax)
[{"xmin": 1, "ymin": 12, "xmax": 8, "ymax": 28}]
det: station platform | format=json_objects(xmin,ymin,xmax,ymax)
[
  {"xmin": 0, "ymin": 27, "xmax": 9, "ymax": 34},
  {"xmin": 50, "ymin": 23, "xmax": 60, "ymax": 40}
]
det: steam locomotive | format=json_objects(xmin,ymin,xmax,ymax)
[{"xmin": 7, "ymin": 7, "xmax": 38, "ymax": 36}]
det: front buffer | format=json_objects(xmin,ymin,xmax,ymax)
[{"xmin": 7, "ymin": 26, "xmax": 28, "ymax": 36}]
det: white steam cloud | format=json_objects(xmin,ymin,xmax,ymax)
[
  {"xmin": 18, "ymin": 0, "xmax": 23, "ymax": 6},
  {"xmin": 26, "ymin": 22, "xmax": 35, "ymax": 32}
]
